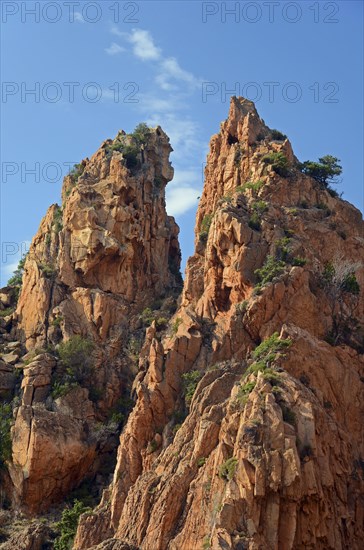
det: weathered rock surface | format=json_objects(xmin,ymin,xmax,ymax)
[
  {"xmin": 2, "ymin": 126, "xmax": 182, "ymax": 514},
  {"xmin": 74, "ymin": 98, "xmax": 364, "ymax": 550}
]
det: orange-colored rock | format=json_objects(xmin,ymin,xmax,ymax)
[
  {"xmin": 75, "ymin": 98, "xmax": 364, "ymax": 550},
  {"xmin": 5, "ymin": 126, "xmax": 182, "ymax": 514}
]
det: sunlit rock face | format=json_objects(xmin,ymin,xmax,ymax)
[{"xmin": 75, "ymin": 97, "xmax": 364, "ymax": 550}]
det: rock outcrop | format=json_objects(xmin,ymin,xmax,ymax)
[
  {"xmin": 1, "ymin": 98, "xmax": 363, "ymax": 549},
  {"xmin": 74, "ymin": 98, "xmax": 364, "ymax": 550},
  {"xmin": 1, "ymin": 125, "xmax": 182, "ymax": 514}
]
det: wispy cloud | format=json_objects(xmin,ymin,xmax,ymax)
[
  {"xmin": 106, "ymin": 26, "xmax": 204, "ymax": 217},
  {"xmin": 166, "ymin": 187, "xmax": 199, "ymax": 217},
  {"xmin": 105, "ymin": 42, "xmax": 125, "ymax": 56},
  {"xmin": 74, "ymin": 12, "xmax": 84, "ymax": 23},
  {"xmin": 156, "ymin": 57, "xmax": 200, "ymax": 91},
  {"xmin": 127, "ymin": 29, "xmax": 161, "ymax": 61}
]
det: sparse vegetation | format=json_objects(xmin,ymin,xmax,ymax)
[
  {"xmin": 7, "ymin": 255, "xmax": 27, "ymax": 288},
  {"xmin": 54, "ymin": 500, "xmax": 91, "ymax": 550},
  {"xmin": 254, "ymin": 256, "xmax": 286, "ymax": 288},
  {"xmin": 235, "ymin": 300, "xmax": 248, "ymax": 316},
  {"xmin": 197, "ymin": 457, "xmax": 206, "ymax": 467},
  {"xmin": 53, "ymin": 207, "xmax": 63, "ymax": 233},
  {"xmin": 132, "ymin": 122, "xmax": 151, "ymax": 145},
  {"xmin": 292, "ymin": 257, "xmax": 307, "ymax": 267},
  {"xmin": 299, "ymin": 155, "xmax": 342, "ymax": 188},
  {"xmin": 236, "ymin": 380, "xmax": 256, "ymax": 405},
  {"xmin": 182, "ymin": 370, "xmax": 202, "ymax": 406},
  {"xmin": 242, "ymin": 333, "xmax": 292, "ymax": 381},
  {"xmin": 243, "ymin": 179, "xmax": 265, "ymax": 193},
  {"xmin": 262, "ymin": 152, "xmax": 289, "ymax": 177},
  {"xmin": 218, "ymin": 457, "xmax": 238, "ymax": 481},
  {"xmin": 172, "ymin": 317, "xmax": 183, "ymax": 334},
  {"xmin": 39, "ymin": 262, "xmax": 57, "ymax": 279},
  {"xmin": 271, "ymin": 129, "xmax": 287, "ymax": 141},
  {"xmin": 248, "ymin": 212, "xmax": 261, "ymax": 231},
  {"xmin": 0, "ymin": 308, "xmax": 14, "ymax": 318},
  {"xmin": 321, "ymin": 257, "xmax": 361, "ymax": 346},
  {"xmin": 252, "ymin": 332, "xmax": 292, "ymax": 362},
  {"xmin": 275, "ymin": 237, "xmax": 291, "ymax": 261},
  {"xmin": 52, "ymin": 336, "xmax": 94, "ymax": 399},
  {"xmin": 199, "ymin": 214, "xmax": 213, "ymax": 242},
  {"xmin": 69, "ymin": 163, "xmax": 85, "ymax": 185},
  {"xmin": 0, "ymin": 403, "xmax": 12, "ymax": 468}
]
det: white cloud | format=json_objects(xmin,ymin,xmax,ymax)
[
  {"xmin": 105, "ymin": 42, "xmax": 125, "ymax": 56},
  {"xmin": 166, "ymin": 185, "xmax": 200, "ymax": 216},
  {"xmin": 106, "ymin": 27, "xmax": 205, "ymax": 216},
  {"xmin": 147, "ymin": 114, "xmax": 200, "ymax": 160},
  {"xmin": 74, "ymin": 12, "xmax": 85, "ymax": 23},
  {"xmin": 128, "ymin": 29, "xmax": 161, "ymax": 61},
  {"xmin": 156, "ymin": 57, "xmax": 200, "ymax": 91},
  {"xmin": 110, "ymin": 25, "xmax": 125, "ymax": 38}
]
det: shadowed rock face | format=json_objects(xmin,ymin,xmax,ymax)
[
  {"xmin": 4, "ymin": 125, "xmax": 182, "ymax": 514},
  {"xmin": 74, "ymin": 98, "xmax": 364, "ymax": 550}
]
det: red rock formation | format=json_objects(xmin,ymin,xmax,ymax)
[
  {"xmin": 4, "ymin": 125, "xmax": 182, "ymax": 514},
  {"xmin": 74, "ymin": 98, "xmax": 364, "ymax": 550}
]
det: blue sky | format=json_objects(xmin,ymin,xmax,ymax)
[{"xmin": 1, "ymin": 0, "xmax": 363, "ymax": 285}]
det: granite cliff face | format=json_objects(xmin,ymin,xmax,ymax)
[
  {"xmin": 0, "ymin": 125, "xmax": 182, "ymax": 516},
  {"xmin": 0, "ymin": 99, "xmax": 363, "ymax": 549}
]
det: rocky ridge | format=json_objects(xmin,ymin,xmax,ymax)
[{"xmin": 0, "ymin": 98, "xmax": 363, "ymax": 550}]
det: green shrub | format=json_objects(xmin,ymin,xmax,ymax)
[
  {"xmin": 220, "ymin": 194, "xmax": 233, "ymax": 204},
  {"xmin": 39, "ymin": 262, "xmax": 57, "ymax": 279},
  {"xmin": 108, "ymin": 395, "xmax": 134, "ymax": 426},
  {"xmin": 52, "ymin": 380, "xmax": 78, "ymax": 399},
  {"xmin": 199, "ymin": 214, "xmax": 213, "ymax": 242},
  {"xmin": 155, "ymin": 317, "xmax": 168, "ymax": 329},
  {"xmin": 248, "ymin": 212, "xmax": 261, "ymax": 231},
  {"xmin": 254, "ymin": 256, "xmax": 286, "ymax": 287},
  {"xmin": 54, "ymin": 500, "xmax": 91, "ymax": 550},
  {"xmin": 275, "ymin": 237, "xmax": 291, "ymax": 261},
  {"xmin": 53, "ymin": 207, "xmax": 63, "ymax": 233},
  {"xmin": 243, "ymin": 180, "xmax": 265, "ymax": 192},
  {"xmin": 237, "ymin": 380, "xmax": 255, "ymax": 405},
  {"xmin": 197, "ymin": 457, "xmax": 206, "ymax": 467},
  {"xmin": 242, "ymin": 333, "xmax": 291, "ymax": 380},
  {"xmin": 218, "ymin": 457, "xmax": 238, "ymax": 481},
  {"xmin": 52, "ymin": 336, "xmax": 95, "ymax": 398},
  {"xmin": 252, "ymin": 332, "xmax": 292, "ymax": 362},
  {"xmin": 299, "ymin": 155, "xmax": 342, "ymax": 187},
  {"xmin": 0, "ymin": 403, "xmax": 12, "ymax": 468},
  {"xmin": 69, "ymin": 163, "xmax": 85, "ymax": 184},
  {"xmin": 182, "ymin": 370, "xmax": 202, "ymax": 406},
  {"xmin": 140, "ymin": 308, "xmax": 154, "ymax": 327},
  {"xmin": 341, "ymin": 272, "xmax": 360, "ymax": 295},
  {"xmin": 235, "ymin": 300, "xmax": 248, "ymax": 316},
  {"xmin": 7, "ymin": 255, "xmax": 27, "ymax": 287},
  {"xmin": 252, "ymin": 200, "xmax": 268, "ymax": 215},
  {"xmin": 123, "ymin": 144, "xmax": 140, "ymax": 169},
  {"xmin": 132, "ymin": 122, "xmax": 151, "ymax": 145},
  {"xmin": 0, "ymin": 308, "xmax": 14, "ymax": 318},
  {"xmin": 292, "ymin": 257, "xmax": 307, "ymax": 267},
  {"xmin": 51, "ymin": 316, "xmax": 63, "ymax": 328},
  {"xmin": 262, "ymin": 152, "xmax": 289, "ymax": 177},
  {"xmin": 271, "ymin": 129, "xmax": 287, "ymax": 141},
  {"xmin": 172, "ymin": 317, "xmax": 183, "ymax": 334}
]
